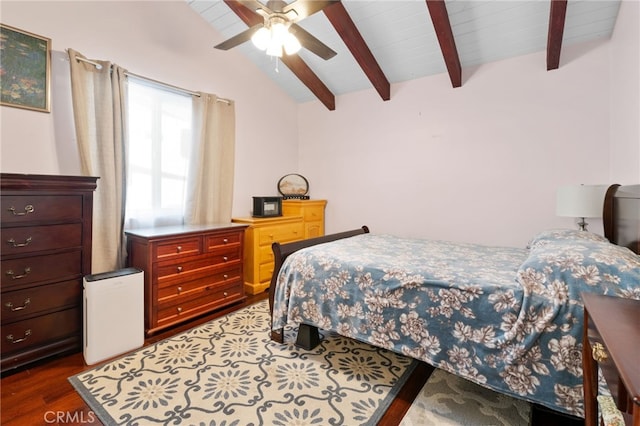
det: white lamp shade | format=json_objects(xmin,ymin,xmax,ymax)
[
  {"xmin": 251, "ymin": 27, "xmax": 270, "ymax": 51},
  {"xmin": 556, "ymin": 185, "xmax": 608, "ymax": 218}
]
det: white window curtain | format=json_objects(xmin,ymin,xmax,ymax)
[
  {"xmin": 67, "ymin": 49, "xmax": 236, "ymax": 273},
  {"xmin": 185, "ymin": 93, "xmax": 235, "ymax": 224},
  {"xmin": 68, "ymin": 48, "xmax": 127, "ymax": 273}
]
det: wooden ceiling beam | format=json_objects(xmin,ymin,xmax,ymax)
[
  {"xmin": 547, "ymin": 0, "xmax": 568, "ymax": 70},
  {"xmin": 425, "ymin": 0, "xmax": 462, "ymax": 88},
  {"xmin": 222, "ymin": 0, "xmax": 336, "ymax": 110},
  {"xmin": 323, "ymin": 1, "xmax": 390, "ymax": 101}
]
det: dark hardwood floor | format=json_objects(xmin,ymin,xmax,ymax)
[{"xmin": 1, "ymin": 290, "xmax": 583, "ymax": 425}]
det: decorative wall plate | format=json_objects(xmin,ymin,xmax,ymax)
[{"xmin": 278, "ymin": 174, "xmax": 309, "ymax": 197}]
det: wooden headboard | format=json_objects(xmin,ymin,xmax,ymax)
[{"xmin": 603, "ymin": 184, "xmax": 640, "ymax": 255}]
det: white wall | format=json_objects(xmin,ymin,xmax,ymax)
[
  {"xmin": 609, "ymin": 0, "xmax": 640, "ymax": 184},
  {"xmin": 299, "ymin": 34, "xmax": 624, "ymax": 247},
  {"xmin": 0, "ymin": 1, "xmax": 299, "ymax": 218}
]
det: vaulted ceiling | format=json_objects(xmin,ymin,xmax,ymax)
[{"xmin": 188, "ymin": 0, "xmax": 621, "ymax": 110}]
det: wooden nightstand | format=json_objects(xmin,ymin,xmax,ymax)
[{"xmin": 582, "ymin": 293, "xmax": 640, "ymax": 426}]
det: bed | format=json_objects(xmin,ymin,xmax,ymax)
[{"xmin": 267, "ymin": 184, "xmax": 640, "ymax": 419}]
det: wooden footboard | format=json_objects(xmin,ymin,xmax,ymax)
[{"xmin": 268, "ymin": 226, "xmax": 370, "ymax": 346}]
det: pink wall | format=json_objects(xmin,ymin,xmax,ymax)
[
  {"xmin": 609, "ymin": 0, "xmax": 640, "ymax": 184},
  {"xmin": 0, "ymin": 1, "xmax": 299, "ymax": 218},
  {"xmin": 298, "ymin": 28, "xmax": 634, "ymax": 247}
]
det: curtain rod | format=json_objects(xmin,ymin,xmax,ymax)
[{"xmin": 72, "ymin": 55, "xmax": 231, "ymax": 104}]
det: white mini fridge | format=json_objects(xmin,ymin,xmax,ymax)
[{"xmin": 83, "ymin": 267, "xmax": 144, "ymax": 365}]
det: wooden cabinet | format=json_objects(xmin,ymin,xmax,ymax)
[
  {"xmin": 282, "ymin": 199, "xmax": 327, "ymax": 239},
  {"xmin": 233, "ymin": 199, "xmax": 326, "ymax": 295},
  {"xmin": 1, "ymin": 173, "xmax": 96, "ymax": 374},
  {"xmin": 582, "ymin": 293, "xmax": 640, "ymax": 426},
  {"xmin": 125, "ymin": 224, "xmax": 247, "ymax": 336}
]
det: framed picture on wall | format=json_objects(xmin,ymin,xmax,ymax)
[{"xmin": 0, "ymin": 24, "xmax": 51, "ymax": 112}]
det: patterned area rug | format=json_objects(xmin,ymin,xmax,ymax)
[
  {"xmin": 400, "ymin": 368, "xmax": 531, "ymax": 426},
  {"xmin": 69, "ymin": 300, "xmax": 416, "ymax": 425}
]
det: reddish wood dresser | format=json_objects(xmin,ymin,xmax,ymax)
[
  {"xmin": 125, "ymin": 224, "xmax": 248, "ymax": 336},
  {"xmin": 1, "ymin": 173, "xmax": 97, "ymax": 374},
  {"xmin": 582, "ymin": 293, "xmax": 640, "ymax": 426}
]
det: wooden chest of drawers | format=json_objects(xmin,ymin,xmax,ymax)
[
  {"xmin": 582, "ymin": 293, "xmax": 640, "ymax": 426},
  {"xmin": 1, "ymin": 173, "xmax": 96, "ymax": 374},
  {"xmin": 282, "ymin": 199, "xmax": 327, "ymax": 239},
  {"xmin": 232, "ymin": 199, "xmax": 326, "ymax": 295},
  {"xmin": 125, "ymin": 224, "xmax": 247, "ymax": 336}
]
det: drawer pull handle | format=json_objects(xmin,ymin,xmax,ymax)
[
  {"xmin": 177, "ymin": 307, "xmax": 183, "ymax": 313},
  {"xmin": 223, "ymin": 238, "xmax": 229, "ymax": 244},
  {"xmin": 177, "ymin": 266, "xmax": 183, "ymax": 273},
  {"xmin": 6, "ymin": 267, "xmax": 32, "ymax": 280},
  {"xmin": 8, "ymin": 205, "xmax": 34, "ymax": 216},
  {"xmin": 223, "ymin": 256, "xmax": 228, "ymax": 262},
  {"xmin": 5, "ymin": 298, "xmax": 31, "ymax": 311},
  {"xmin": 223, "ymin": 292, "xmax": 228, "ymax": 297},
  {"xmin": 7, "ymin": 237, "xmax": 33, "ymax": 248},
  {"xmin": 592, "ymin": 342, "xmax": 608, "ymax": 363},
  {"xmin": 6, "ymin": 329, "xmax": 31, "ymax": 344},
  {"xmin": 223, "ymin": 274, "xmax": 228, "ymax": 280},
  {"xmin": 177, "ymin": 286, "xmax": 182, "ymax": 294},
  {"xmin": 176, "ymin": 246, "xmax": 182, "ymax": 253}
]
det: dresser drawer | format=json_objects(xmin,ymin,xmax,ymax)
[
  {"xmin": 157, "ymin": 267, "xmax": 242, "ymax": 301},
  {"xmin": 156, "ymin": 281, "xmax": 243, "ymax": 326},
  {"xmin": 1, "ymin": 251, "xmax": 82, "ymax": 289},
  {"xmin": 1, "ymin": 307, "xmax": 81, "ymax": 356},
  {"xmin": 206, "ymin": 232, "xmax": 242, "ymax": 251},
  {"xmin": 1, "ymin": 279, "xmax": 81, "ymax": 324},
  {"xmin": 1, "ymin": 195, "xmax": 83, "ymax": 224},
  {"xmin": 259, "ymin": 262, "xmax": 275, "ymax": 283},
  {"xmin": 156, "ymin": 251, "xmax": 241, "ymax": 282},
  {"xmin": 1, "ymin": 223, "xmax": 82, "ymax": 255},
  {"xmin": 257, "ymin": 223, "xmax": 304, "ymax": 246},
  {"xmin": 155, "ymin": 237, "xmax": 201, "ymax": 261},
  {"xmin": 303, "ymin": 206, "xmax": 324, "ymax": 222}
]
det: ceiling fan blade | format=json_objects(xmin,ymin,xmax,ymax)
[
  {"xmin": 214, "ymin": 24, "xmax": 263, "ymax": 50},
  {"xmin": 283, "ymin": 0, "xmax": 339, "ymax": 22},
  {"xmin": 289, "ymin": 23, "xmax": 337, "ymax": 60}
]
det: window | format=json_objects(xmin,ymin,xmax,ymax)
[{"xmin": 124, "ymin": 78, "xmax": 193, "ymax": 229}]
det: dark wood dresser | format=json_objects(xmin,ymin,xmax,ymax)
[
  {"xmin": 582, "ymin": 293, "xmax": 640, "ymax": 426},
  {"xmin": 1, "ymin": 173, "xmax": 97, "ymax": 374},
  {"xmin": 125, "ymin": 224, "xmax": 247, "ymax": 336}
]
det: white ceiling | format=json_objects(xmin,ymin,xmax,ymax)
[{"xmin": 187, "ymin": 0, "xmax": 621, "ymax": 104}]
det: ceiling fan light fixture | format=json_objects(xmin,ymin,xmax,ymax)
[
  {"xmin": 251, "ymin": 27, "xmax": 271, "ymax": 51},
  {"xmin": 266, "ymin": 42, "xmax": 283, "ymax": 57},
  {"xmin": 283, "ymin": 32, "xmax": 301, "ymax": 55}
]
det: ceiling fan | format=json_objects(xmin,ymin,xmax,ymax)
[{"xmin": 214, "ymin": 0, "xmax": 338, "ymax": 59}]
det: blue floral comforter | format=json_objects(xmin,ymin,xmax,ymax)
[{"xmin": 272, "ymin": 230, "xmax": 640, "ymax": 418}]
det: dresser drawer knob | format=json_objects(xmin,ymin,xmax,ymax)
[
  {"xmin": 5, "ymin": 298, "xmax": 31, "ymax": 312},
  {"xmin": 223, "ymin": 238, "xmax": 229, "ymax": 244},
  {"xmin": 176, "ymin": 246, "xmax": 182, "ymax": 253},
  {"xmin": 223, "ymin": 274, "xmax": 228, "ymax": 280},
  {"xmin": 6, "ymin": 329, "xmax": 31, "ymax": 344},
  {"xmin": 7, "ymin": 237, "xmax": 33, "ymax": 248},
  {"xmin": 176, "ymin": 307, "xmax": 183, "ymax": 313},
  {"xmin": 177, "ymin": 286, "xmax": 183, "ymax": 294},
  {"xmin": 223, "ymin": 256, "xmax": 228, "ymax": 262},
  {"xmin": 223, "ymin": 292, "xmax": 228, "ymax": 297},
  {"xmin": 592, "ymin": 342, "xmax": 608, "ymax": 363},
  {"xmin": 177, "ymin": 266, "xmax": 183, "ymax": 273},
  {"xmin": 5, "ymin": 267, "xmax": 31, "ymax": 280},
  {"xmin": 8, "ymin": 205, "xmax": 34, "ymax": 216}
]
